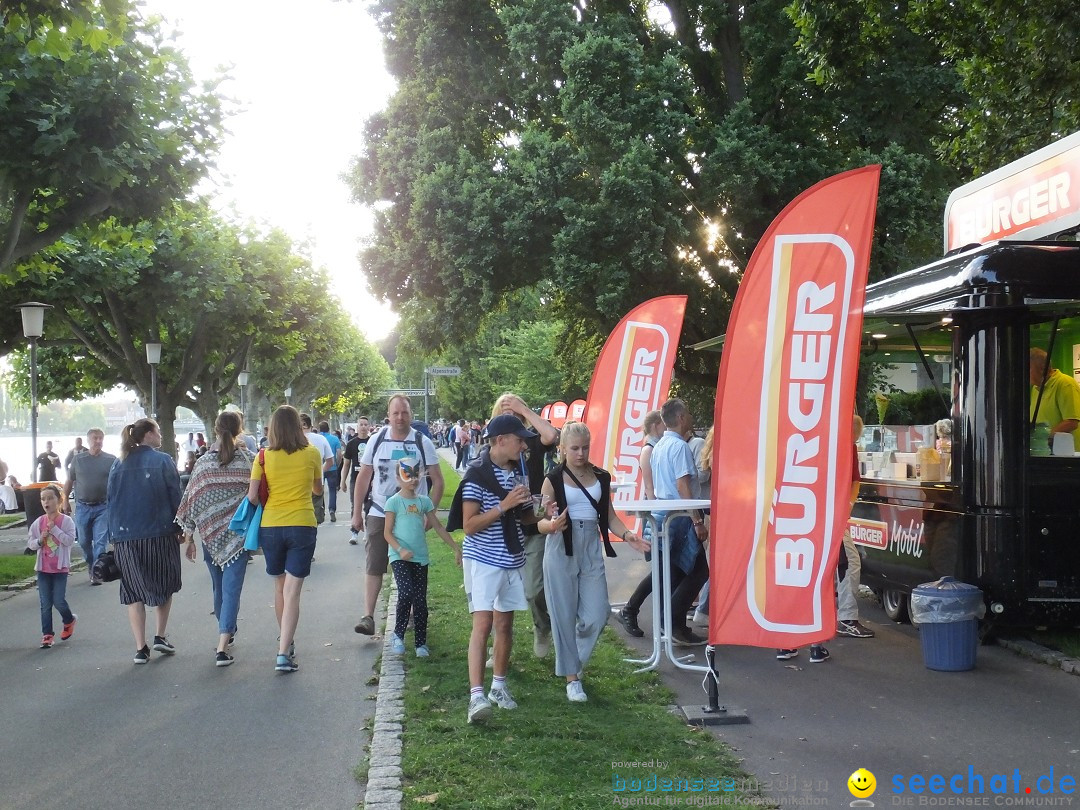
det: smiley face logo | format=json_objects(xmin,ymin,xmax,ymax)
[{"xmin": 848, "ymin": 768, "xmax": 876, "ymax": 798}]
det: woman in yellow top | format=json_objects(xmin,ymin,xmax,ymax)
[{"xmin": 248, "ymin": 405, "xmax": 323, "ymax": 673}]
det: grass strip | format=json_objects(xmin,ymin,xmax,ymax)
[
  {"xmin": 0, "ymin": 556, "xmax": 37, "ymax": 586},
  {"xmin": 0, "ymin": 514, "xmax": 24, "ymax": 528},
  {"xmin": 394, "ymin": 461, "xmax": 764, "ymax": 808},
  {"xmin": 1030, "ymin": 630, "xmax": 1080, "ymax": 659}
]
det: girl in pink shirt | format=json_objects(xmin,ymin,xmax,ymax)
[{"xmin": 27, "ymin": 484, "xmax": 77, "ymax": 648}]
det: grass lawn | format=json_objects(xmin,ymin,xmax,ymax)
[
  {"xmin": 392, "ymin": 460, "xmax": 765, "ymax": 808},
  {"xmin": 1030, "ymin": 630, "xmax": 1080, "ymax": 659},
  {"xmin": 0, "ymin": 556, "xmax": 37, "ymax": 586},
  {"xmin": 0, "ymin": 514, "xmax": 24, "ymax": 528},
  {"xmin": 437, "ymin": 458, "xmax": 459, "ymax": 511}
]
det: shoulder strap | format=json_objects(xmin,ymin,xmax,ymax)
[
  {"xmin": 562, "ymin": 465, "xmax": 616, "ymax": 558},
  {"xmin": 369, "ymin": 427, "xmax": 388, "ymax": 459},
  {"xmin": 563, "ymin": 466, "xmax": 601, "ymax": 514}
]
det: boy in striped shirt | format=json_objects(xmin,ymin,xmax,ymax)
[{"xmin": 461, "ymin": 414, "xmax": 538, "ymax": 724}]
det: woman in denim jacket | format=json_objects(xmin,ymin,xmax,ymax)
[{"xmin": 107, "ymin": 418, "xmax": 184, "ymax": 664}]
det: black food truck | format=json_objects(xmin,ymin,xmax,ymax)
[{"xmin": 850, "ymin": 130, "xmax": 1080, "ymax": 630}]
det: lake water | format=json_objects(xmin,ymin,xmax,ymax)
[{"xmin": 0, "ymin": 434, "xmax": 125, "ymax": 485}]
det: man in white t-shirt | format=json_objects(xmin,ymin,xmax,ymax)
[
  {"xmin": 351, "ymin": 395, "xmax": 443, "ymax": 636},
  {"xmin": 299, "ymin": 413, "xmax": 334, "ymax": 472}
]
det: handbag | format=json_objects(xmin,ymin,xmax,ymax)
[
  {"xmin": 91, "ymin": 550, "xmax": 121, "ymax": 583},
  {"xmin": 257, "ymin": 449, "xmax": 269, "ymax": 506}
]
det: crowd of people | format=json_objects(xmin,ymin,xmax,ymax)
[{"xmin": 10, "ymin": 387, "xmax": 873, "ymax": 723}]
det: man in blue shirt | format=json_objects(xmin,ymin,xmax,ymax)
[
  {"xmin": 617, "ymin": 398, "xmax": 708, "ymax": 646},
  {"xmin": 319, "ymin": 420, "xmax": 343, "ymax": 522}
]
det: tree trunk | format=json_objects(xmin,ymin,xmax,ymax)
[{"xmin": 154, "ymin": 395, "xmax": 182, "ymax": 464}]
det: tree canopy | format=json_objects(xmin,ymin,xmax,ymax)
[
  {"xmin": 349, "ymin": 0, "xmax": 981, "ymax": 395},
  {"xmin": 4, "ymin": 206, "xmax": 391, "ymax": 453},
  {"xmin": 0, "ymin": 0, "xmax": 223, "ymax": 278},
  {"xmin": 349, "ymin": 0, "xmax": 1080, "ymax": 406}
]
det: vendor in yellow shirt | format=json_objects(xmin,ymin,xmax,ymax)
[{"xmin": 1029, "ymin": 348, "xmax": 1080, "ymax": 451}]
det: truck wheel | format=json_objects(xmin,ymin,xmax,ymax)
[{"xmin": 881, "ymin": 589, "xmax": 910, "ymax": 623}]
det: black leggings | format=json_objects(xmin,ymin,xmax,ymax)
[{"xmin": 391, "ymin": 559, "xmax": 429, "ymax": 645}]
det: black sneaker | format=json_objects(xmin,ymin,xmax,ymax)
[
  {"xmin": 616, "ymin": 607, "xmax": 644, "ymax": 638},
  {"xmin": 776, "ymin": 648, "xmax": 799, "ymax": 660},
  {"xmin": 134, "ymin": 645, "xmax": 151, "ymax": 664},
  {"xmin": 671, "ymin": 626, "xmax": 706, "ymax": 646},
  {"xmin": 809, "ymin": 645, "xmax": 830, "ymax": 663},
  {"xmin": 837, "ymin": 620, "xmax": 875, "ymax": 638},
  {"xmin": 152, "ymin": 635, "xmax": 176, "ymax": 655},
  {"xmin": 215, "ymin": 651, "xmax": 234, "ymax": 667}
]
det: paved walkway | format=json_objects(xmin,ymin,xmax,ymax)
[
  {"xmin": 0, "ymin": 517, "xmax": 381, "ymax": 810},
  {"xmin": 5, "ymin": 456, "xmax": 1080, "ymax": 808}
]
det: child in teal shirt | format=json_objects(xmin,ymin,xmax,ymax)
[{"xmin": 384, "ymin": 457, "xmax": 462, "ymax": 656}]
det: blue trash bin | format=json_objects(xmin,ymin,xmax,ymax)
[{"xmin": 910, "ymin": 577, "xmax": 985, "ymax": 671}]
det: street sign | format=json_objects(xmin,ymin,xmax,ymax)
[
  {"xmin": 425, "ymin": 366, "xmax": 461, "ymax": 376},
  {"xmin": 378, "ymin": 389, "xmax": 433, "ymax": 397}
]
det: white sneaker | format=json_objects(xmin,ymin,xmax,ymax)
[
  {"xmin": 566, "ymin": 680, "xmax": 588, "ymax": 703},
  {"xmin": 467, "ymin": 694, "xmax": 492, "ymax": 724},
  {"xmin": 487, "ymin": 685, "xmax": 518, "ymax": 710},
  {"xmin": 692, "ymin": 609, "xmax": 709, "ymax": 626}
]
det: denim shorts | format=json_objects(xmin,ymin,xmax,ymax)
[{"xmin": 259, "ymin": 525, "xmax": 318, "ymax": 578}]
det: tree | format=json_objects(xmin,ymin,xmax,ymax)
[
  {"xmin": 0, "ymin": 0, "xmax": 223, "ymax": 279},
  {"xmin": 349, "ymin": 0, "xmax": 960, "ymax": 398},
  {"xmin": 2, "ymin": 206, "xmax": 387, "ymax": 454},
  {"xmin": 790, "ymin": 0, "xmax": 1080, "ymax": 176},
  {"xmin": 393, "ymin": 287, "xmax": 595, "ymax": 419}
]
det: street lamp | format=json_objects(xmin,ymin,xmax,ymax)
[
  {"xmin": 145, "ymin": 342, "xmax": 162, "ymax": 419},
  {"xmin": 284, "ymin": 386, "xmax": 292, "ymax": 405},
  {"xmin": 16, "ymin": 302, "xmax": 52, "ymax": 483},
  {"xmin": 238, "ymin": 369, "xmax": 250, "ymax": 420}
]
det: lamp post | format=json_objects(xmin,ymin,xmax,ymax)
[
  {"xmin": 238, "ymin": 370, "xmax": 250, "ymax": 421},
  {"xmin": 145, "ymin": 342, "xmax": 162, "ymax": 419},
  {"xmin": 284, "ymin": 386, "xmax": 292, "ymax": 405},
  {"xmin": 16, "ymin": 302, "xmax": 52, "ymax": 483}
]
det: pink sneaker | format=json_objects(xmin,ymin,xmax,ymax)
[
  {"xmin": 40, "ymin": 634, "xmax": 54, "ymax": 649},
  {"xmin": 61, "ymin": 614, "xmax": 77, "ymax": 641}
]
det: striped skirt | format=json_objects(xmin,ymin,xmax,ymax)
[{"xmin": 114, "ymin": 534, "xmax": 183, "ymax": 607}]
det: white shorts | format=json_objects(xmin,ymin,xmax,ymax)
[{"xmin": 464, "ymin": 558, "xmax": 527, "ymax": 613}]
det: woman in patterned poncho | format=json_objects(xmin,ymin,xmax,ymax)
[{"xmin": 175, "ymin": 411, "xmax": 256, "ymax": 667}]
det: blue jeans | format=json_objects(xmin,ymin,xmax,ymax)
[
  {"xmin": 75, "ymin": 502, "xmax": 109, "ymax": 574},
  {"xmin": 38, "ymin": 572, "xmax": 74, "ymax": 635},
  {"xmin": 324, "ymin": 468, "xmax": 340, "ymax": 513},
  {"xmin": 202, "ymin": 544, "xmax": 249, "ymax": 635}
]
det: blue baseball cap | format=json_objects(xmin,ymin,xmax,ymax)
[{"xmin": 484, "ymin": 414, "xmax": 537, "ymax": 440}]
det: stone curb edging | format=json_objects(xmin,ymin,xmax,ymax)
[
  {"xmin": 2, "ymin": 559, "xmax": 88, "ymax": 592},
  {"xmin": 363, "ymin": 580, "xmax": 404, "ymax": 810},
  {"xmin": 996, "ymin": 637, "xmax": 1080, "ymax": 677}
]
